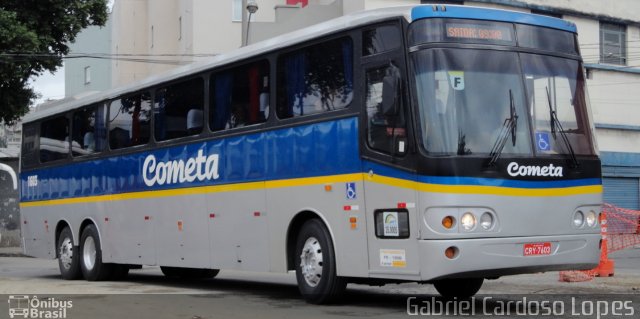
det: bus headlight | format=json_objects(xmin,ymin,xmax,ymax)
[
  {"xmin": 585, "ymin": 210, "xmax": 597, "ymax": 227},
  {"xmin": 460, "ymin": 212, "xmax": 476, "ymax": 231},
  {"xmin": 480, "ymin": 212, "xmax": 494, "ymax": 230},
  {"xmin": 573, "ymin": 211, "xmax": 585, "ymax": 228}
]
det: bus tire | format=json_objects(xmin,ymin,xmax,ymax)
[
  {"xmin": 294, "ymin": 219, "xmax": 346, "ymax": 304},
  {"xmin": 79, "ymin": 224, "xmax": 113, "ymax": 281},
  {"xmin": 433, "ymin": 278, "xmax": 484, "ymax": 299},
  {"xmin": 57, "ymin": 226, "xmax": 82, "ymax": 280}
]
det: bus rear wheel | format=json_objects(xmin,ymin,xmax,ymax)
[
  {"xmin": 294, "ymin": 219, "xmax": 346, "ymax": 304},
  {"xmin": 433, "ymin": 278, "xmax": 484, "ymax": 299},
  {"xmin": 79, "ymin": 224, "xmax": 113, "ymax": 281},
  {"xmin": 57, "ymin": 226, "xmax": 82, "ymax": 280}
]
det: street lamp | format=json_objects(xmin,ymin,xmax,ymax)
[{"xmin": 242, "ymin": 0, "xmax": 259, "ymax": 46}]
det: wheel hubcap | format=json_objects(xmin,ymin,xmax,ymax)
[
  {"xmin": 59, "ymin": 238, "xmax": 74, "ymax": 270},
  {"xmin": 82, "ymin": 236, "xmax": 97, "ymax": 271},
  {"xmin": 299, "ymin": 237, "xmax": 323, "ymax": 287}
]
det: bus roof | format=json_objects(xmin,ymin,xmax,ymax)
[
  {"xmin": 411, "ymin": 5, "xmax": 577, "ymax": 33},
  {"xmin": 23, "ymin": 5, "xmax": 576, "ymax": 124}
]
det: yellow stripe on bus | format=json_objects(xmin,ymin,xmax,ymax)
[
  {"xmin": 19, "ymin": 172, "xmax": 601, "ymax": 208},
  {"xmin": 366, "ymin": 174, "xmax": 603, "ymax": 197}
]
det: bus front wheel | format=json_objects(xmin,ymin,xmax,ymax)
[
  {"xmin": 57, "ymin": 226, "xmax": 82, "ymax": 280},
  {"xmin": 79, "ymin": 224, "xmax": 113, "ymax": 281},
  {"xmin": 294, "ymin": 219, "xmax": 346, "ymax": 304},
  {"xmin": 433, "ymin": 278, "xmax": 484, "ymax": 299}
]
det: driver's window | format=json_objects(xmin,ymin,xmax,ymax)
[{"xmin": 366, "ymin": 65, "xmax": 406, "ymax": 154}]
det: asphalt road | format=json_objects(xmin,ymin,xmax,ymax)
[{"xmin": 0, "ymin": 249, "xmax": 639, "ymax": 318}]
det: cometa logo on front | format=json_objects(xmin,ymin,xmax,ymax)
[{"xmin": 507, "ymin": 162, "xmax": 563, "ymax": 177}]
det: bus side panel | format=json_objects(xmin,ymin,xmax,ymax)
[
  {"xmin": 154, "ymin": 193, "xmax": 210, "ymax": 268},
  {"xmin": 20, "ymin": 206, "xmax": 55, "ymax": 259},
  {"xmin": 362, "ymin": 163, "xmax": 420, "ymax": 281},
  {"xmin": 103, "ymin": 199, "xmax": 156, "ymax": 265},
  {"xmin": 264, "ymin": 117, "xmax": 370, "ymax": 277},
  {"xmin": 207, "ymin": 188, "xmax": 268, "ymax": 271}
]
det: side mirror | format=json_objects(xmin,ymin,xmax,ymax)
[{"xmin": 381, "ymin": 64, "xmax": 401, "ymax": 117}]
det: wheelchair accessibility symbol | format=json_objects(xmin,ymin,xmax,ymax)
[
  {"xmin": 346, "ymin": 182, "xmax": 357, "ymax": 200},
  {"xmin": 536, "ymin": 132, "xmax": 551, "ymax": 151}
]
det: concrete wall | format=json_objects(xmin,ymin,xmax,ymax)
[
  {"xmin": 65, "ymin": 19, "xmax": 112, "ymax": 97},
  {"xmin": 111, "ymin": 0, "xmax": 149, "ymax": 86}
]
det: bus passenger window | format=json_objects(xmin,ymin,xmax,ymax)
[
  {"xmin": 209, "ymin": 60, "xmax": 269, "ymax": 132},
  {"xmin": 363, "ymin": 25, "xmax": 401, "ymax": 56},
  {"xmin": 72, "ymin": 105, "xmax": 107, "ymax": 156},
  {"xmin": 21, "ymin": 124, "xmax": 38, "ymax": 168},
  {"xmin": 366, "ymin": 64, "xmax": 406, "ymax": 154},
  {"xmin": 40, "ymin": 116, "xmax": 70, "ymax": 163},
  {"xmin": 154, "ymin": 77, "xmax": 204, "ymax": 141},
  {"xmin": 109, "ymin": 93, "xmax": 151, "ymax": 150},
  {"xmin": 276, "ymin": 37, "xmax": 353, "ymax": 119}
]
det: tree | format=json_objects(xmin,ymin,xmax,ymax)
[{"xmin": 0, "ymin": 0, "xmax": 108, "ymax": 124}]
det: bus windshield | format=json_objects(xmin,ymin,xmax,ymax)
[{"xmin": 412, "ymin": 48, "xmax": 595, "ymax": 156}]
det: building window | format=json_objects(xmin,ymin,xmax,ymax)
[
  {"xmin": 600, "ymin": 22, "xmax": 626, "ymax": 65},
  {"xmin": 84, "ymin": 66, "xmax": 91, "ymax": 85},
  {"xmin": 232, "ymin": 0, "xmax": 242, "ymax": 22}
]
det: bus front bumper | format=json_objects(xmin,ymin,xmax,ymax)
[{"xmin": 418, "ymin": 234, "xmax": 601, "ymax": 281}]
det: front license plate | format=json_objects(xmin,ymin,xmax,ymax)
[{"xmin": 523, "ymin": 242, "xmax": 552, "ymax": 256}]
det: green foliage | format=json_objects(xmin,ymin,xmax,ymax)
[{"xmin": 0, "ymin": 0, "xmax": 108, "ymax": 124}]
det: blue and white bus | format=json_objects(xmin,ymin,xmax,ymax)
[{"xmin": 20, "ymin": 5, "xmax": 602, "ymax": 303}]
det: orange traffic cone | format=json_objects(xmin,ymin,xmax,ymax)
[{"xmin": 594, "ymin": 212, "xmax": 615, "ymax": 277}]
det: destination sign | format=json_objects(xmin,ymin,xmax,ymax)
[{"xmin": 445, "ymin": 23, "xmax": 513, "ymax": 42}]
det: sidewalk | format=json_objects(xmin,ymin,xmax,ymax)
[{"xmin": 0, "ymin": 246, "xmax": 24, "ymax": 257}]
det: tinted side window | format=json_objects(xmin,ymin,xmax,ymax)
[
  {"xmin": 363, "ymin": 25, "xmax": 402, "ymax": 56},
  {"xmin": 72, "ymin": 105, "xmax": 107, "ymax": 156},
  {"xmin": 366, "ymin": 65, "xmax": 407, "ymax": 154},
  {"xmin": 155, "ymin": 77, "xmax": 205, "ymax": 141},
  {"xmin": 210, "ymin": 60, "xmax": 269, "ymax": 131},
  {"xmin": 21, "ymin": 123, "xmax": 38, "ymax": 168},
  {"xmin": 40, "ymin": 116, "xmax": 69, "ymax": 163},
  {"xmin": 109, "ymin": 93, "xmax": 151, "ymax": 149},
  {"xmin": 276, "ymin": 37, "xmax": 353, "ymax": 119}
]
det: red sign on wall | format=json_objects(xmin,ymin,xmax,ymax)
[{"xmin": 287, "ymin": 0, "xmax": 309, "ymax": 7}]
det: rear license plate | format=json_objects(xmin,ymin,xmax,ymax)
[{"xmin": 523, "ymin": 242, "xmax": 552, "ymax": 256}]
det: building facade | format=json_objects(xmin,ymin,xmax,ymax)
[{"xmin": 63, "ymin": 0, "xmax": 640, "ymax": 209}]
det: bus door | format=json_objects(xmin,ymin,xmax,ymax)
[{"xmin": 361, "ymin": 54, "xmax": 420, "ymax": 279}]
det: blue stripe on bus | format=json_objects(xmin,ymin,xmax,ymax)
[
  {"xmin": 411, "ymin": 6, "xmax": 577, "ymax": 33},
  {"xmin": 363, "ymin": 160, "xmax": 600, "ymax": 189},
  {"xmin": 21, "ymin": 116, "xmax": 600, "ymax": 203},
  {"xmin": 20, "ymin": 117, "xmax": 362, "ymax": 202}
]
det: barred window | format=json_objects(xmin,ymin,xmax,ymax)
[{"xmin": 600, "ymin": 22, "xmax": 626, "ymax": 65}]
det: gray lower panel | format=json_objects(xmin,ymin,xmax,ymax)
[{"xmin": 416, "ymin": 233, "xmax": 601, "ymax": 281}]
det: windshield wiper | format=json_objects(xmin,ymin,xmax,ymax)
[
  {"xmin": 545, "ymin": 87, "xmax": 579, "ymax": 168},
  {"xmin": 487, "ymin": 90, "xmax": 518, "ymax": 167}
]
